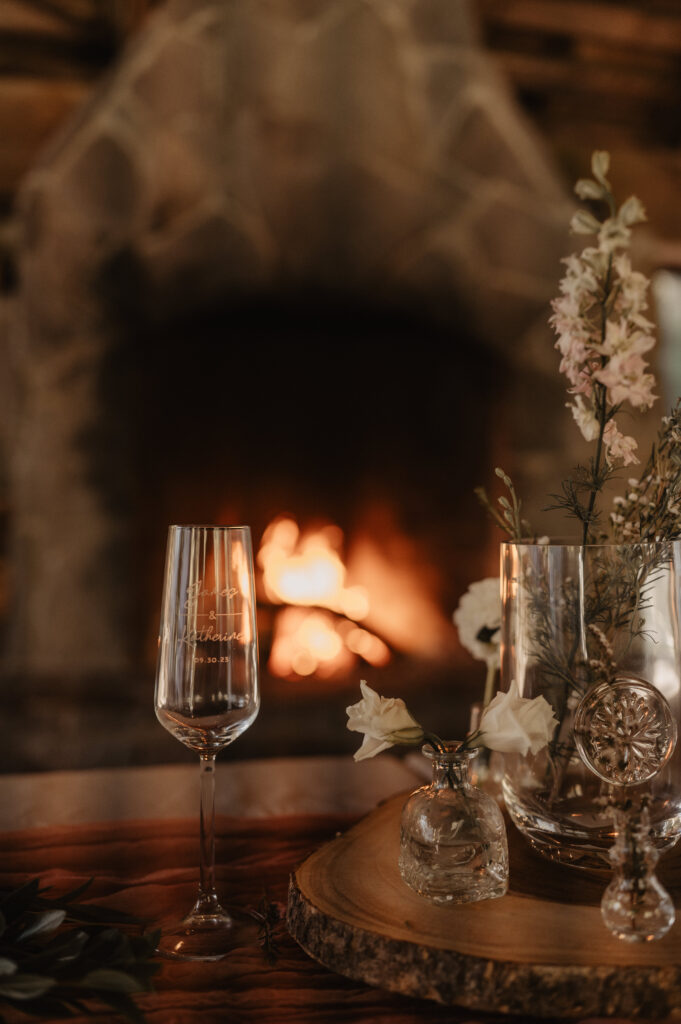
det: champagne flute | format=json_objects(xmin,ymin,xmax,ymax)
[{"xmin": 154, "ymin": 525, "xmax": 260, "ymax": 961}]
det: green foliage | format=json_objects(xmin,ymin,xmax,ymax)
[{"xmin": 0, "ymin": 879, "xmax": 159, "ymax": 1022}]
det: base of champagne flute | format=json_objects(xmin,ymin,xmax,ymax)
[{"xmin": 155, "ymin": 899, "xmax": 258, "ymax": 962}]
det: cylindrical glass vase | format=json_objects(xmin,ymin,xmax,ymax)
[
  {"xmin": 398, "ymin": 745, "xmax": 508, "ymax": 904},
  {"xmin": 501, "ymin": 540, "xmax": 681, "ymax": 869}
]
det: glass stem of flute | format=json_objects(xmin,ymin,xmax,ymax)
[{"xmin": 199, "ymin": 754, "xmax": 218, "ymax": 908}]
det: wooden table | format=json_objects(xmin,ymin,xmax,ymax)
[{"xmin": 0, "ymin": 757, "xmax": 668, "ymax": 1023}]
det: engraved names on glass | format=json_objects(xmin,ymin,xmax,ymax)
[{"xmin": 154, "ymin": 525, "xmax": 260, "ymax": 961}]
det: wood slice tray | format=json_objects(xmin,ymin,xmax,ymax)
[{"xmin": 287, "ymin": 792, "xmax": 681, "ymax": 1019}]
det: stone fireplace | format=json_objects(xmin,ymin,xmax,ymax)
[{"xmin": 0, "ymin": 0, "xmax": 584, "ymax": 767}]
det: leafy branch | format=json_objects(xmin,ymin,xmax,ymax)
[{"xmin": 0, "ymin": 879, "xmax": 159, "ymax": 1023}]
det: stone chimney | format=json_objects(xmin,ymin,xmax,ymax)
[{"xmin": 5, "ymin": 0, "xmax": 572, "ymax": 676}]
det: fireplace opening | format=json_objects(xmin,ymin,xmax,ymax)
[
  {"xmin": 1, "ymin": 289, "xmax": 509, "ymax": 771},
  {"xmin": 117, "ymin": 293, "xmax": 505, "ymax": 673}
]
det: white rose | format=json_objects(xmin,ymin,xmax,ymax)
[
  {"xmin": 346, "ymin": 680, "xmax": 424, "ymax": 761},
  {"xmin": 478, "ymin": 680, "xmax": 557, "ymax": 756},
  {"xmin": 453, "ymin": 578, "xmax": 501, "ymax": 670}
]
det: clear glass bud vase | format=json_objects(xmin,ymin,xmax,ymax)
[{"xmin": 398, "ymin": 745, "xmax": 508, "ymax": 904}]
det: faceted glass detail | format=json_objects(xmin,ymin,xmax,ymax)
[{"xmin": 574, "ymin": 677, "xmax": 677, "ymax": 787}]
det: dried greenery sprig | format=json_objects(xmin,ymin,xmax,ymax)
[
  {"xmin": 475, "ymin": 467, "xmax": 533, "ymax": 541},
  {"xmin": 0, "ymin": 878, "xmax": 159, "ymax": 1023},
  {"xmin": 247, "ymin": 894, "xmax": 283, "ymax": 966},
  {"xmin": 610, "ymin": 400, "xmax": 681, "ymax": 544}
]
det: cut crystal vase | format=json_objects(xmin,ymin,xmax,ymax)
[
  {"xmin": 501, "ymin": 540, "xmax": 681, "ymax": 869},
  {"xmin": 398, "ymin": 744, "xmax": 508, "ymax": 904}
]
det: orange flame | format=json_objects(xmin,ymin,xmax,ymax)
[
  {"xmin": 258, "ymin": 517, "xmax": 369, "ymax": 619},
  {"xmin": 257, "ymin": 517, "xmax": 390, "ymax": 679},
  {"xmin": 257, "ymin": 513, "xmax": 454, "ymax": 680}
]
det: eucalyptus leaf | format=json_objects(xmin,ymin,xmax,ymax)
[
  {"xmin": 0, "ymin": 878, "xmax": 158, "ymax": 1021},
  {"xmin": 20, "ymin": 929, "xmax": 88, "ymax": 970},
  {"xmin": 0, "ymin": 973, "xmax": 55, "ymax": 1000},
  {"xmin": 19, "ymin": 910, "xmax": 66, "ymax": 942}
]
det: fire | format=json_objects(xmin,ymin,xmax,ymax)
[
  {"xmin": 256, "ymin": 513, "xmax": 454, "ymax": 680},
  {"xmin": 258, "ymin": 518, "xmax": 369, "ymax": 619},
  {"xmin": 257, "ymin": 517, "xmax": 389, "ymax": 679},
  {"xmin": 268, "ymin": 608, "xmax": 354, "ymax": 678}
]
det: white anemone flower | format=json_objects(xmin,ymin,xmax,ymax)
[{"xmin": 453, "ymin": 578, "xmax": 501, "ymax": 671}]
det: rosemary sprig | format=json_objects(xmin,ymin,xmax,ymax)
[{"xmin": 247, "ymin": 895, "xmax": 282, "ymax": 967}]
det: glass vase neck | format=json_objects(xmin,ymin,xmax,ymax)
[{"xmin": 422, "ymin": 744, "xmax": 475, "ymax": 787}]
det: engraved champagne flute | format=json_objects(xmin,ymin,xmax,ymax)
[{"xmin": 154, "ymin": 525, "xmax": 260, "ymax": 961}]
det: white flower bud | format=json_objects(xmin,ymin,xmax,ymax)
[
  {"xmin": 619, "ymin": 195, "xmax": 647, "ymax": 226},
  {"xmin": 591, "ymin": 150, "xmax": 611, "ymax": 185},
  {"xmin": 571, "ymin": 209, "xmax": 601, "ymax": 235},
  {"xmin": 575, "ymin": 179, "xmax": 605, "ymax": 201}
]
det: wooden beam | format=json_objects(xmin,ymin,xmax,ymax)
[
  {"xmin": 0, "ymin": 0, "xmax": 74, "ymax": 37},
  {"xmin": 495, "ymin": 49, "xmax": 681, "ymax": 105},
  {"xmin": 0, "ymin": 0, "xmax": 156, "ymax": 39},
  {"xmin": 479, "ymin": 0, "xmax": 681, "ymax": 55},
  {"xmin": 0, "ymin": 76, "xmax": 90, "ymax": 199}
]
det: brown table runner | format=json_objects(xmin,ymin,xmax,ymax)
[{"xmin": 0, "ymin": 813, "xmax": 646, "ymax": 1024}]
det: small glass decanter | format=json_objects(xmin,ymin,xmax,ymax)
[
  {"xmin": 601, "ymin": 804, "xmax": 675, "ymax": 943},
  {"xmin": 575, "ymin": 677, "xmax": 677, "ymax": 942},
  {"xmin": 398, "ymin": 744, "xmax": 508, "ymax": 904}
]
